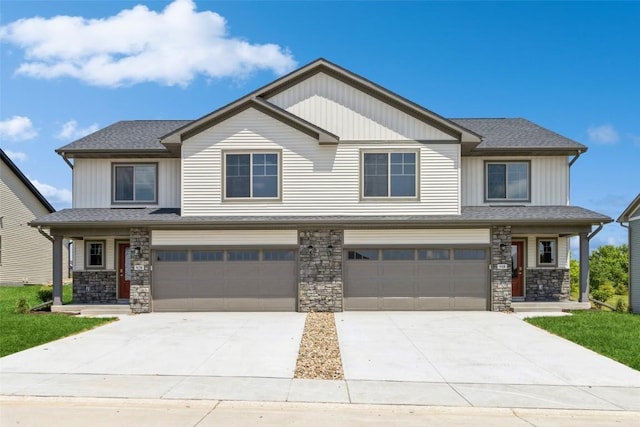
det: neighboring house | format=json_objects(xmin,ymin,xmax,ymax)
[
  {"xmin": 32, "ymin": 59, "xmax": 611, "ymax": 312},
  {"xmin": 0, "ymin": 149, "xmax": 68, "ymax": 285},
  {"xmin": 618, "ymin": 193, "xmax": 640, "ymax": 313}
]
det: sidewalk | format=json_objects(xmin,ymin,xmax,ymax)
[{"xmin": 2, "ymin": 396, "xmax": 639, "ymax": 427}]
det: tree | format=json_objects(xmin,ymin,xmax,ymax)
[
  {"xmin": 569, "ymin": 258, "xmax": 580, "ymax": 296},
  {"xmin": 589, "ymin": 244, "xmax": 629, "ymax": 295}
]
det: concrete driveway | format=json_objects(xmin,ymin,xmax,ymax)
[{"xmin": 1, "ymin": 311, "xmax": 640, "ymax": 410}]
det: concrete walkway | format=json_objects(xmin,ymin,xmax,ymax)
[{"xmin": 1, "ymin": 312, "xmax": 640, "ymax": 412}]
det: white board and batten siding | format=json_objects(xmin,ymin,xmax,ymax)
[
  {"xmin": 182, "ymin": 107, "xmax": 460, "ymax": 216},
  {"xmin": 267, "ymin": 72, "xmax": 458, "ymax": 142},
  {"xmin": 461, "ymin": 156, "xmax": 569, "ymax": 206},
  {"xmin": 151, "ymin": 230, "xmax": 297, "ymax": 247},
  {"xmin": 73, "ymin": 158, "xmax": 180, "ymax": 208},
  {"xmin": 344, "ymin": 229, "xmax": 490, "ymax": 245}
]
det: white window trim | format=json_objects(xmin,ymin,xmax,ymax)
[
  {"xmin": 360, "ymin": 149, "xmax": 419, "ymax": 200},
  {"xmin": 222, "ymin": 150, "xmax": 282, "ymax": 201},
  {"xmin": 112, "ymin": 163, "xmax": 158, "ymax": 204},
  {"xmin": 485, "ymin": 161, "xmax": 531, "ymax": 202}
]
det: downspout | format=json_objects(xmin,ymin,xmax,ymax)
[
  {"xmin": 569, "ymin": 150, "xmax": 583, "ymax": 167},
  {"xmin": 588, "ymin": 222, "xmax": 604, "ymax": 241},
  {"xmin": 58, "ymin": 152, "xmax": 73, "ymax": 169},
  {"xmin": 36, "ymin": 225, "xmax": 55, "ymax": 243}
]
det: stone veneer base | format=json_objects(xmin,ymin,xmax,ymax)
[{"xmin": 72, "ymin": 270, "xmax": 117, "ymax": 304}]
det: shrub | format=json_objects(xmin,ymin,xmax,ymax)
[
  {"xmin": 15, "ymin": 298, "xmax": 30, "ymax": 314},
  {"xmin": 37, "ymin": 287, "xmax": 53, "ymax": 303},
  {"xmin": 591, "ymin": 282, "xmax": 615, "ymax": 303},
  {"xmin": 615, "ymin": 299, "xmax": 629, "ymax": 313}
]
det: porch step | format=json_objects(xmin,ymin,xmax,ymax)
[
  {"xmin": 511, "ymin": 301, "xmax": 591, "ymax": 313},
  {"xmin": 51, "ymin": 304, "xmax": 131, "ymax": 316}
]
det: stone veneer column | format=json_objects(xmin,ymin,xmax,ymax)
[
  {"xmin": 130, "ymin": 228, "xmax": 151, "ymax": 313},
  {"xmin": 491, "ymin": 225, "xmax": 512, "ymax": 311},
  {"xmin": 298, "ymin": 229, "xmax": 343, "ymax": 312}
]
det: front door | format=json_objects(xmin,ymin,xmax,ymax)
[
  {"xmin": 118, "ymin": 243, "xmax": 131, "ymax": 299},
  {"xmin": 511, "ymin": 241, "xmax": 524, "ymax": 298}
]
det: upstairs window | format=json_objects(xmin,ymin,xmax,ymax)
[
  {"xmin": 225, "ymin": 152, "xmax": 279, "ymax": 199},
  {"xmin": 113, "ymin": 164, "xmax": 157, "ymax": 203},
  {"xmin": 363, "ymin": 151, "xmax": 417, "ymax": 198},
  {"xmin": 485, "ymin": 161, "xmax": 529, "ymax": 201}
]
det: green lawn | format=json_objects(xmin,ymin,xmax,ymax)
[
  {"xmin": 526, "ymin": 311, "xmax": 640, "ymax": 371},
  {"xmin": 0, "ymin": 286, "xmax": 114, "ymax": 357}
]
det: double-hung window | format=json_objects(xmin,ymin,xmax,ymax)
[
  {"xmin": 113, "ymin": 164, "xmax": 157, "ymax": 203},
  {"xmin": 537, "ymin": 238, "xmax": 557, "ymax": 266},
  {"xmin": 225, "ymin": 152, "xmax": 279, "ymax": 199},
  {"xmin": 485, "ymin": 161, "xmax": 529, "ymax": 201},
  {"xmin": 85, "ymin": 241, "xmax": 105, "ymax": 269},
  {"xmin": 363, "ymin": 151, "xmax": 417, "ymax": 198}
]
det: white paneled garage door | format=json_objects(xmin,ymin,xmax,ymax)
[
  {"xmin": 344, "ymin": 247, "xmax": 489, "ymax": 310},
  {"xmin": 152, "ymin": 248, "xmax": 297, "ymax": 312}
]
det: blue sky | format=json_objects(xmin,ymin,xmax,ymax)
[{"xmin": 1, "ymin": 0, "xmax": 638, "ymax": 253}]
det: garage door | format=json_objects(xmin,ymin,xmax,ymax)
[
  {"xmin": 344, "ymin": 247, "xmax": 488, "ymax": 310},
  {"xmin": 153, "ymin": 249, "xmax": 297, "ymax": 311}
]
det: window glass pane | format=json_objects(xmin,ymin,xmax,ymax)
[
  {"xmin": 418, "ymin": 249, "xmax": 450, "ymax": 260},
  {"xmin": 226, "ymin": 154, "xmax": 250, "ymax": 197},
  {"xmin": 87, "ymin": 242, "xmax": 104, "ymax": 266},
  {"xmin": 454, "ymin": 249, "xmax": 486, "ymax": 260},
  {"xmin": 363, "ymin": 153, "xmax": 388, "ymax": 197},
  {"xmin": 507, "ymin": 163, "xmax": 528, "ymax": 199},
  {"xmin": 263, "ymin": 250, "xmax": 295, "ymax": 261},
  {"xmin": 115, "ymin": 166, "xmax": 134, "ymax": 201},
  {"xmin": 253, "ymin": 175, "xmax": 278, "ymax": 197},
  {"xmin": 487, "ymin": 164, "xmax": 506, "ymax": 199},
  {"xmin": 252, "ymin": 154, "xmax": 278, "ymax": 197},
  {"xmin": 227, "ymin": 250, "xmax": 259, "ymax": 261},
  {"xmin": 347, "ymin": 250, "xmax": 378, "ymax": 260},
  {"xmin": 191, "ymin": 250, "xmax": 223, "ymax": 262},
  {"xmin": 156, "ymin": 250, "xmax": 188, "ymax": 262},
  {"xmin": 382, "ymin": 249, "xmax": 415, "ymax": 260},
  {"xmin": 390, "ymin": 153, "xmax": 416, "ymax": 197},
  {"xmin": 134, "ymin": 165, "xmax": 156, "ymax": 201},
  {"xmin": 538, "ymin": 240, "xmax": 556, "ymax": 264}
]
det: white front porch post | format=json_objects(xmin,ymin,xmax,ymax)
[
  {"xmin": 579, "ymin": 232, "xmax": 590, "ymax": 303},
  {"xmin": 52, "ymin": 235, "xmax": 63, "ymax": 305}
]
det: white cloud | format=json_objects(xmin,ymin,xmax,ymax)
[
  {"xmin": 0, "ymin": 0, "xmax": 296, "ymax": 87},
  {"xmin": 4, "ymin": 150, "xmax": 27, "ymax": 162},
  {"xmin": 31, "ymin": 179, "xmax": 72, "ymax": 205},
  {"xmin": 0, "ymin": 116, "xmax": 38, "ymax": 141},
  {"xmin": 587, "ymin": 124, "xmax": 619, "ymax": 144},
  {"xmin": 56, "ymin": 120, "xmax": 99, "ymax": 140}
]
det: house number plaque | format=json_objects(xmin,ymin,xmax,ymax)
[
  {"xmin": 134, "ymin": 265, "xmax": 145, "ymax": 271},
  {"xmin": 496, "ymin": 264, "xmax": 508, "ymax": 270}
]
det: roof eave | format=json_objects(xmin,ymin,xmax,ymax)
[
  {"xmin": 0, "ymin": 149, "xmax": 55, "ymax": 213},
  {"xmin": 617, "ymin": 193, "xmax": 640, "ymax": 223}
]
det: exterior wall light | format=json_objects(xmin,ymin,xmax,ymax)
[{"xmin": 133, "ymin": 246, "xmax": 142, "ymax": 257}]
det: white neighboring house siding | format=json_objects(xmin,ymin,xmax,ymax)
[
  {"xmin": 182, "ymin": 108, "xmax": 460, "ymax": 216},
  {"xmin": 73, "ymin": 158, "xmax": 180, "ymax": 208},
  {"xmin": 267, "ymin": 72, "xmax": 457, "ymax": 142},
  {"xmin": 461, "ymin": 156, "xmax": 569, "ymax": 206},
  {"xmin": 0, "ymin": 163, "xmax": 67, "ymax": 284}
]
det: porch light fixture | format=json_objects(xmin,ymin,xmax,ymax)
[
  {"xmin": 307, "ymin": 245, "xmax": 315, "ymax": 256},
  {"xmin": 133, "ymin": 246, "xmax": 141, "ymax": 257},
  {"xmin": 499, "ymin": 243, "xmax": 507, "ymax": 251},
  {"xmin": 327, "ymin": 244, "xmax": 333, "ymax": 256}
]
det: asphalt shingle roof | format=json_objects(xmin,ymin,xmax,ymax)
[
  {"xmin": 31, "ymin": 206, "xmax": 611, "ymax": 227},
  {"xmin": 55, "ymin": 117, "xmax": 585, "ymax": 154},
  {"xmin": 451, "ymin": 118, "xmax": 586, "ymax": 151},
  {"xmin": 56, "ymin": 120, "xmax": 191, "ymax": 153}
]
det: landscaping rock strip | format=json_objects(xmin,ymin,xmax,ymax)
[{"xmin": 295, "ymin": 312, "xmax": 345, "ymax": 380}]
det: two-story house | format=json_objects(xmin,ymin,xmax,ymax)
[{"xmin": 32, "ymin": 59, "xmax": 611, "ymax": 312}]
